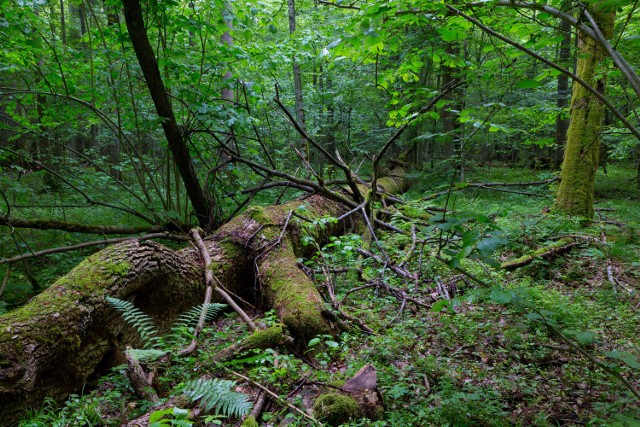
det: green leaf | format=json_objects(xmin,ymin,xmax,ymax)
[
  {"xmin": 575, "ymin": 331, "xmax": 596, "ymax": 345},
  {"xmin": 441, "ymin": 29, "xmax": 467, "ymax": 42},
  {"xmin": 431, "ymin": 299, "xmax": 450, "ymax": 312},
  {"xmin": 489, "ymin": 288, "xmax": 513, "ymax": 305},
  {"xmin": 516, "ymin": 79, "xmax": 541, "ymax": 89}
]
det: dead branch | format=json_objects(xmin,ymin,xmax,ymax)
[
  {"xmin": 273, "ymin": 97, "xmax": 364, "ymax": 203},
  {"xmin": 0, "ymin": 232, "xmax": 188, "ymax": 266},
  {"xmin": 0, "ymin": 216, "xmax": 168, "ymax": 235},
  {"xmin": 501, "ymin": 237, "xmax": 578, "ymax": 271},
  {"xmin": 125, "ymin": 346, "xmax": 158, "ymax": 402}
]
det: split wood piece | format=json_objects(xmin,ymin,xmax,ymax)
[
  {"xmin": 211, "ymin": 325, "xmax": 293, "ymax": 363},
  {"xmin": 313, "ymin": 364, "xmax": 384, "ymax": 426},
  {"xmin": 501, "ymin": 237, "xmax": 578, "ymax": 271},
  {"xmin": 125, "ymin": 346, "xmax": 158, "ymax": 402}
]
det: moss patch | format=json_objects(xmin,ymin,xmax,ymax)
[
  {"xmin": 241, "ymin": 415, "xmax": 259, "ymax": 427},
  {"xmin": 313, "ymin": 392, "xmax": 360, "ymax": 426}
]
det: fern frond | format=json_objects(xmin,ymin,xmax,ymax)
[
  {"xmin": 183, "ymin": 378, "xmax": 252, "ymax": 418},
  {"xmin": 106, "ymin": 296, "xmax": 159, "ymax": 348},
  {"xmin": 172, "ymin": 303, "xmax": 226, "ymax": 331},
  {"xmin": 162, "ymin": 303, "xmax": 227, "ymax": 346},
  {"xmin": 125, "ymin": 348, "xmax": 167, "ymax": 362}
]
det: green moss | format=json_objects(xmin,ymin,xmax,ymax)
[
  {"xmin": 313, "ymin": 392, "xmax": 360, "ymax": 426},
  {"xmin": 104, "ymin": 260, "xmax": 131, "ymax": 277},
  {"xmin": 554, "ymin": 4, "xmax": 614, "ymax": 220},
  {"xmin": 244, "ymin": 324, "xmax": 288, "ymax": 348},
  {"xmin": 241, "ymin": 416, "xmax": 259, "ymax": 427},
  {"xmin": 0, "ymin": 244, "xmax": 132, "ymax": 346},
  {"xmin": 261, "ymin": 241, "xmax": 331, "ymax": 342}
]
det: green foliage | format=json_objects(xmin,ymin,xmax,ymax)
[
  {"xmin": 106, "ymin": 296, "xmax": 159, "ymax": 348},
  {"xmin": 181, "ymin": 378, "xmax": 252, "ymax": 418},
  {"xmin": 148, "ymin": 407, "xmax": 192, "ymax": 427},
  {"xmin": 106, "ymin": 297, "xmax": 226, "ymax": 350}
]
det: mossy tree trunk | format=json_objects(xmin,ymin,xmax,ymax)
[{"xmin": 554, "ymin": 2, "xmax": 615, "ymax": 219}]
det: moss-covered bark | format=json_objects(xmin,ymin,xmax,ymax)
[
  {"xmin": 554, "ymin": 3, "xmax": 615, "ymax": 219},
  {"xmin": 0, "ymin": 241, "xmax": 204, "ymax": 425}
]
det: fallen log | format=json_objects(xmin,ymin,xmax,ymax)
[
  {"xmin": 0, "ymin": 164, "xmax": 408, "ymax": 424},
  {"xmin": 501, "ymin": 237, "xmax": 578, "ymax": 271}
]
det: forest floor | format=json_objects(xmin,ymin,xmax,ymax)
[{"xmin": 14, "ymin": 164, "xmax": 640, "ymax": 427}]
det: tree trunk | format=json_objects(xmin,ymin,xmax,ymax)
[
  {"xmin": 0, "ymin": 158, "xmax": 408, "ymax": 424},
  {"xmin": 288, "ymin": 0, "xmax": 307, "ymax": 157},
  {"xmin": 554, "ymin": 12, "xmax": 572, "ymax": 170},
  {"xmin": 121, "ymin": 0, "xmax": 213, "ymax": 229},
  {"xmin": 554, "ymin": 3, "xmax": 615, "ymax": 219}
]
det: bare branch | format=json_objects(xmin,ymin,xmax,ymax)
[
  {"xmin": 0, "ymin": 232, "xmax": 188, "ymax": 265},
  {"xmin": 0, "ymin": 217, "xmax": 167, "ymax": 235}
]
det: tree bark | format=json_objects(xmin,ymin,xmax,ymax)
[
  {"xmin": 554, "ymin": 11, "xmax": 572, "ymax": 170},
  {"xmin": 288, "ymin": 0, "xmax": 307, "ymax": 156},
  {"xmin": 554, "ymin": 2, "xmax": 615, "ymax": 219}
]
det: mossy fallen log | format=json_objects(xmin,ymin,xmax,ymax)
[
  {"xmin": 501, "ymin": 237, "xmax": 578, "ymax": 271},
  {"xmin": 0, "ymin": 167, "xmax": 408, "ymax": 425}
]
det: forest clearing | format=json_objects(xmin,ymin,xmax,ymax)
[{"xmin": 0, "ymin": 0, "xmax": 639, "ymax": 425}]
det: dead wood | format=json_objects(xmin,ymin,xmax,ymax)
[
  {"xmin": 0, "ymin": 162, "xmax": 408, "ymax": 424},
  {"xmin": 501, "ymin": 237, "xmax": 578, "ymax": 271},
  {"xmin": 125, "ymin": 346, "xmax": 158, "ymax": 402}
]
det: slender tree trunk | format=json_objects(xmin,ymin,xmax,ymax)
[
  {"xmin": 121, "ymin": 0, "xmax": 213, "ymax": 229},
  {"xmin": 221, "ymin": 5, "xmax": 234, "ymax": 102},
  {"xmin": 288, "ymin": 0, "xmax": 307, "ymax": 157},
  {"xmin": 554, "ymin": 3, "xmax": 615, "ymax": 219},
  {"xmin": 554, "ymin": 13, "xmax": 572, "ymax": 169}
]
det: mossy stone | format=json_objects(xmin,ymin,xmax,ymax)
[{"xmin": 313, "ymin": 392, "xmax": 360, "ymax": 426}]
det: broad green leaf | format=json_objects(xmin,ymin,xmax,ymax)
[{"xmin": 516, "ymin": 79, "xmax": 541, "ymax": 89}]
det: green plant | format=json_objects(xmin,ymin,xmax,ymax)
[
  {"xmin": 106, "ymin": 297, "xmax": 226, "ymax": 351},
  {"xmin": 148, "ymin": 407, "xmax": 192, "ymax": 427},
  {"xmin": 181, "ymin": 378, "xmax": 252, "ymax": 418}
]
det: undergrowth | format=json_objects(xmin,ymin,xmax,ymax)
[{"xmin": 14, "ymin": 165, "xmax": 640, "ymax": 426}]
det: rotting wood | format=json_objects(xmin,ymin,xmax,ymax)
[
  {"xmin": 125, "ymin": 346, "xmax": 158, "ymax": 402},
  {"xmin": 501, "ymin": 237, "xmax": 578, "ymax": 271}
]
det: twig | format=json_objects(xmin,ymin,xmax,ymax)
[
  {"xmin": 182, "ymin": 229, "xmax": 257, "ymax": 356},
  {"xmin": 543, "ymin": 318, "xmax": 640, "ymax": 401},
  {"xmin": 224, "ymin": 368, "xmax": 324, "ymax": 425},
  {"xmin": 273, "ymin": 97, "xmax": 363, "ymax": 203},
  {"xmin": 435, "ymin": 255, "xmax": 491, "ymax": 288},
  {"xmin": 317, "ymin": 0, "xmax": 360, "ymax": 9},
  {"xmin": 356, "ymin": 248, "xmax": 413, "ymax": 278}
]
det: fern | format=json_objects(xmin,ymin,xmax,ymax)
[
  {"xmin": 183, "ymin": 378, "xmax": 252, "ymax": 418},
  {"xmin": 106, "ymin": 296, "xmax": 159, "ymax": 348},
  {"xmin": 172, "ymin": 303, "xmax": 226, "ymax": 331},
  {"xmin": 125, "ymin": 348, "xmax": 168, "ymax": 362}
]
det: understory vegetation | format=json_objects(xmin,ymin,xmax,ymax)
[{"xmin": 14, "ymin": 164, "xmax": 640, "ymax": 427}]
